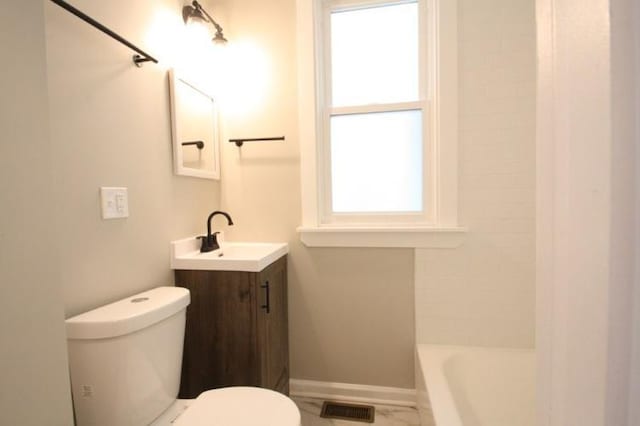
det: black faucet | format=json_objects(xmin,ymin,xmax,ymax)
[{"xmin": 198, "ymin": 211, "xmax": 234, "ymax": 253}]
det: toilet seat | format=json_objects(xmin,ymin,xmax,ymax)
[{"xmin": 173, "ymin": 387, "xmax": 301, "ymax": 426}]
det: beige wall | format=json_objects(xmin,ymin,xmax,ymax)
[
  {"xmin": 216, "ymin": 0, "xmax": 417, "ymax": 388},
  {"xmin": 0, "ymin": 1, "xmax": 74, "ymax": 424},
  {"xmin": 416, "ymin": 0, "xmax": 536, "ymax": 348},
  {"xmin": 44, "ymin": 0, "xmax": 221, "ymax": 317}
]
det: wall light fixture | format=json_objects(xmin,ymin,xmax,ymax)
[{"xmin": 182, "ymin": 1, "xmax": 227, "ymax": 45}]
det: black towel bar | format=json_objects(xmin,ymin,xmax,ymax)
[{"xmin": 228, "ymin": 137, "xmax": 285, "ymax": 147}]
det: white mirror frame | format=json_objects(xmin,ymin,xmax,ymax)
[{"xmin": 168, "ymin": 69, "xmax": 221, "ymax": 180}]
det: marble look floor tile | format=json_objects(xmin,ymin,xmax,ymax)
[{"xmin": 293, "ymin": 397, "xmax": 421, "ymax": 426}]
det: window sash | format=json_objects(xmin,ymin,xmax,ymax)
[
  {"xmin": 320, "ymin": 105, "xmax": 433, "ymax": 224},
  {"xmin": 320, "ymin": 0, "xmax": 431, "ymax": 225}
]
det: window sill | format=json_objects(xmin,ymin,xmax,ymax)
[{"xmin": 297, "ymin": 225, "xmax": 467, "ymax": 248}]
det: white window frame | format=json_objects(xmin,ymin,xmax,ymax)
[
  {"xmin": 321, "ymin": 0, "xmax": 430, "ymax": 225},
  {"xmin": 296, "ymin": 0, "xmax": 465, "ymax": 247}
]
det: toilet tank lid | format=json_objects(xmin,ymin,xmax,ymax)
[{"xmin": 65, "ymin": 286, "xmax": 190, "ymax": 340}]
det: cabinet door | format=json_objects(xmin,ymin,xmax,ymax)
[
  {"xmin": 175, "ymin": 269, "xmax": 260, "ymax": 398},
  {"xmin": 256, "ymin": 256, "xmax": 290, "ymax": 394}
]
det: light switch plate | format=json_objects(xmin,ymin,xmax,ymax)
[{"xmin": 100, "ymin": 187, "xmax": 129, "ymax": 219}]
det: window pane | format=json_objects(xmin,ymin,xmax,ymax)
[
  {"xmin": 331, "ymin": 2, "xmax": 419, "ymax": 107},
  {"xmin": 331, "ymin": 110, "xmax": 423, "ymax": 213}
]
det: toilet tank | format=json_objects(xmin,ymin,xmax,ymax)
[{"xmin": 65, "ymin": 286, "xmax": 190, "ymax": 426}]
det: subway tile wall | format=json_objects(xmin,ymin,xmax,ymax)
[{"xmin": 415, "ymin": 0, "xmax": 536, "ymax": 347}]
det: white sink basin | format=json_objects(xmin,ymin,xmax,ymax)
[{"xmin": 171, "ymin": 236, "xmax": 288, "ymax": 272}]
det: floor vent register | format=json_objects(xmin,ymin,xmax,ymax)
[{"xmin": 320, "ymin": 401, "xmax": 375, "ymax": 423}]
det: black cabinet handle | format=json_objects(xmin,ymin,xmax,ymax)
[{"xmin": 261, "ymin": 281, "xmax": 270, "ymax": 313}]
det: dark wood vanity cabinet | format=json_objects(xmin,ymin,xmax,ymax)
[{"xmin": 175, "ymin": 255, "xmax": 289, "ymax": 398}]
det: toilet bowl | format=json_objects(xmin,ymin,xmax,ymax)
[
  {"xmin": 65, "ymin": 287, "xmax": 300, "ymax": 426},
  {"xmin": 173, "ymin": 387, "xmax": 300, "ymax": 426}
]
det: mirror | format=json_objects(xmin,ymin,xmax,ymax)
[{"xmin": 169, "ymin": 70, "xmax": 220, "ymax": 180}]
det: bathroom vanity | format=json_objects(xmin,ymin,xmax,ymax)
[{"xmin": 174, "ymin": 254, "xmax": 289, "ymax": 398}]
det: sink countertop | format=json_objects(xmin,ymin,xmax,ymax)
[{"xmin": 171, "ymin": 236, "xmax": 288, "ymax": 272}]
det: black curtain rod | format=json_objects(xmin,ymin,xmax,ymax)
[{"xmin": 49, "ymin": 0, "xmax": 158, "ymax": 66}]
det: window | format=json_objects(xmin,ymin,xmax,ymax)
[
  {"xmin": 326, "ymin": 1, "xmax": 425, "ymax": 221},
  {"xmin": 297, "ymin": 0, "xmax": 463, "ymax": 247}
]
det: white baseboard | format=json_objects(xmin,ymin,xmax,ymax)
[{"xmin": 289, "ymin": 379, "xmax": 417, "ymax": 407}]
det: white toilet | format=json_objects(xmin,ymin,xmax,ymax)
[{"xmin": 65, "ymin": 286, "xmax": 301, "ymax": 425}]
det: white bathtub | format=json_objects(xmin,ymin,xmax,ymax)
[{"xmin": 415, "ymin": 345, "xmax": 535, "ymax": 426}]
